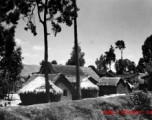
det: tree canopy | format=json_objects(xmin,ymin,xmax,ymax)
[
  {"xmin": 95, "ymin": 54, "xmax": 107, "ymax": 71},
  {"xmin": 0, "ymin": 0, "xmax": 23, "ymax": 98},
  {"xmin": 105, "ymin": 45, "xmax": 116, "ymax": 70},
  {"xmin": 115, "ymin": 40, "xmax": 125, "ymax": 59},
  {"xmin": 66, "ymin": 45, "xmax": 85, "ymax": 67},
  {"xmin": 142, "ymin": 34, "xmax": 152, "ymax": 63},
  {"xmin": 51, "ymin": 60, "xmax": 57, "ymax": 65},
  {"xmin": 136, "ymin": 58, "xmax": 146, "ymax": 73},
  {"xmin": 115, "ymin": 59, "xmax": 136, "ymax": 74}
]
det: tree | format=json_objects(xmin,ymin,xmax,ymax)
[
  {"xmin": 51, "ymin": 60, "xmax": 57, "ymax": 65},
  {"xmin": 115, "ymin": 59, "xmax": 136, "ymax": 74},
  {"xmin": 15, "ymin": 0, "xmax": 78, "ymax": 102},
  {"xmin": 136, "ymin": 58, "xmax": 146, "ymax": 73},
  {"xmin": 0, "ymin": 2, "xmax": 22, "ymax": 98},
  {"xmin": 0, "ymin": 26, "xmax": 23, "ymax": 98},
  {"xmin": 95, "ymin": 54, "xmax": 108, "ymax": 71},
  {"xmin": 142, "ymin": 34, "xmax": 152, "ymax": 63},
  {"xmin": 66, "ymin": 45, "xmax": 85, "ymax": 66},
  {"xmin": 115, "ymin": 40, "xmax": 126, "ymax": 59},
  {"xmin": 105, "ymin": 45, "xmax": 116, "ymax": 70}
]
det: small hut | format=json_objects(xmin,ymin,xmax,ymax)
[
  {"xmin": 18, "ymin": 76, "xmax": 63, "ymax": 105},
  {"xmin": 81, "ymin": 76, "xmax": 99, "ymax": 99}
]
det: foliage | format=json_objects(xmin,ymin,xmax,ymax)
[
  {"xmin": 115, "ymin": 40, "xmax": 125, "ymax": 59},
  {"xmin": 51, "ymin": 60, "xmax": 57, "ymax": 65},
  {"xmin": 66, "ymin": 45, "xmax": 85, "ymax": 66},
  {"xmin": 0, "ymin": 0, "xmax": 20, "ymax": 25},
  {"xmin": 142, "ymin": 34, "xmax": 152, "ymax": 63},
  {"xmin": 0, "ymin": 0, "xmax": 24, "ymax": 98},
  {"xmin": 145, "ymin": 61, "xmax": 152, "ymax": 74},
  {"xmin": 130, "ymin": 90, "xmax": 151, "ymax": 110},
  {"xmin": 105, "ymin": 45, "xmax": 116, "ymax": 70},
  {"xmin": 95, "ymin": 54, "xmax": 108, "ymax": 71},
  {"xmin": 0, "ymin": 26, "xmax": 23, "ymax": 98},
  {"xmin": 115, "ymin": 59, "xmax": 136, "ymax": 74},
  {"xmin": 136, "ymin": 58, "xmax": 146, "ymax": 73},
  {"xmin": 130, "ymin": 90, "xmax": 151, "ymax": 118},
  {"xmin": 15, "ymin": 0, "xmax": 78, "ymax": 36}
]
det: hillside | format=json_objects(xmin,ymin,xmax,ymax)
[
  {"xmin": 0, "ymin": 95, "xmax": 151, "ymax": 120},
  {"xmin": 21, "ymin": 64, "xmax": 40, "ymax": 77}
]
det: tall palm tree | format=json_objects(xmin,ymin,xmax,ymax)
[{"xmin": 115, "ymin": 40, "xmax": 126, "ymax": 60}]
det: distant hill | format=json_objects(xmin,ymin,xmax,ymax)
[{"xmin": 21, "ymin": 64, "xmax": 40, "ymax": 77}]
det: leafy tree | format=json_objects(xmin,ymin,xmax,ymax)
[
  {"xmin": 144, "ymin": 61, "xmax": 152, "ymax": 90},
  {"xmin": 51, "ymin": 60, "xmax": 57, "ymax": 65},
  {"xmin": 105, "ymin": 45, "xmax": 116, "ymax": 70},
  {"xmin": 115, "ymin": 59, "xmax": 136, "ymax": 74},
  {"xmin": 142, "ymin": 34, "xmax": 152, "ymax": 63},
  {"xmin": 15, "ymin": 0, "xmax": 78, "ymax": 102},
  {"xmin": 0, "ymin": 26, "xmax": 23, "ymax": 98},
  {"xmin": 136, "ymin": 58, "xmax": 146, "ymax": 73},
  {"xmin": 66, "ymin": 45, "xmax": 85, "ymax": 66},
  {"xmin": 128, "ymin": 61, "xmax": 136, "ymax": 73},
  {"xmin": 115, "ymin": 40, "xmax": 126, "ymax": 59},
  {"xmin": 95, "ymin": 54, "xmax": 108, "ymax": 71},
  {"xmin": 0, "ymin": 2, "xmax": 23, "ymax": 98}
]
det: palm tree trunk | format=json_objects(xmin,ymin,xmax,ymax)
[{"xmin": 121, "ymin": 49, "xmax": 123, "ymax": 60}]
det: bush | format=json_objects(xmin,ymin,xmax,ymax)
[
  {"xmin": 130, "ymin": 90, "xmax": 151, "ymax": 110},
  {"xmin": 130, "ymin": 90, "xmax": 152, "ymax": 118}
]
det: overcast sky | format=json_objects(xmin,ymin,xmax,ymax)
[{"xmin": 15, "ymin": 0, "xmax": 152, "ymax": 70}]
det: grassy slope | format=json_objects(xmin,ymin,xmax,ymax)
[
  {"xmin": 0, "ymin": 95, "xmax": 149, "ymax": 120},
  {"xmin": 21, "ymin": 64, "xmax": 40, "ymax": 77}
]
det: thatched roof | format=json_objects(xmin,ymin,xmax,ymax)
[
  {"xmin": 52, "ymin": 65, "xmax": 100, "ymax": 81},
  {"xmin": 66, "ymin": 76, "xmax": 86, "ymax": 83},
  {"xmin": 19, "ymin": 76, "xmax": 63, "ymax": 95},
  {"xmin": 23, "ymin": 73, "xmax": 60, "ymax": 86},
  {"xmin": 21, "ymin": 64, "xmax": 100, "ymax": 82},
  {"xmin": 81, "ymin": 76, "xmax": 99, "ymax": 90},
  {"xmin": 114, "ymin": 73, "xmax": 138, "ymax": 80},
  {"xmin": 97, "ymin": 77, "xmax": 124, "ymax": 86}
]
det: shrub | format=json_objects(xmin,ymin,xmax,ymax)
[
  {"xmin": 130, "ymin": 90, "xmax": 152, "ymax": 118},
  {"xmin": 130, "ymin": 90, "xmax": 150, "ymax": 110}
]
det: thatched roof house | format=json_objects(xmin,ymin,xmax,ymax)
[
  {"xmin": 97, "ymin": 77, "xmax": 127, "ymax": 96},
  {"xmin": 81, "ymin": 76, "xmax": 99, "ymax": 99},
  {"xmin": 18, "ymin": 76, "xmax": 63, "ymax": 105},
  {"xmin": 22, "ymin": 73, "xmax": 75, "ymax": 101},
  {"xmin": 81, "ymin": 76, "xmax": 99, "ymax": 90}
]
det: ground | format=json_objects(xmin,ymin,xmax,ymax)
[{"xmin": 0, "ymin": 93, "xmax": 126, "ymax": 107}]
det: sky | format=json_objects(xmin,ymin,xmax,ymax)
[{"xmin": 15, "ymin": 0, "xmax": 152, "ymax": 70}]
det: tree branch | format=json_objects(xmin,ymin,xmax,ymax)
[{"xmin": 36, "ymin": 0, "xmax": 44, "ymax": 24}]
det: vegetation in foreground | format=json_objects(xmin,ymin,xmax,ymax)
[{"xmin": 0, "ymin": 91, "xmax": 151, "ymax": 120}]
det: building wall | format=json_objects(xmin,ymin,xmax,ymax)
[
  {"xmin": 117, "ymin": 82, "xmax": 125, "ymax": 94},
  {"xmin": 56, "ymin": 82, "xmax": 73, "ymax": 101},
  {"xmin": 99, "ymin": 86, "xmax": 116, "ymax": 96}
]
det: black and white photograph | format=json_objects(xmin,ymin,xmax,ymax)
[{"xmin": 0, "ymin": 0, "xmax": 152, "ymax": 119}]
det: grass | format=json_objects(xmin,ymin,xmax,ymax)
[{"xmin": 0, "ymin": 95, "xmax": 151, "ymax": 120}]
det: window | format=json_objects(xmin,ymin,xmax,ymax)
[{"xmin": 63, "ymin": 90, "xmax": 68, "ymax": 96}]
